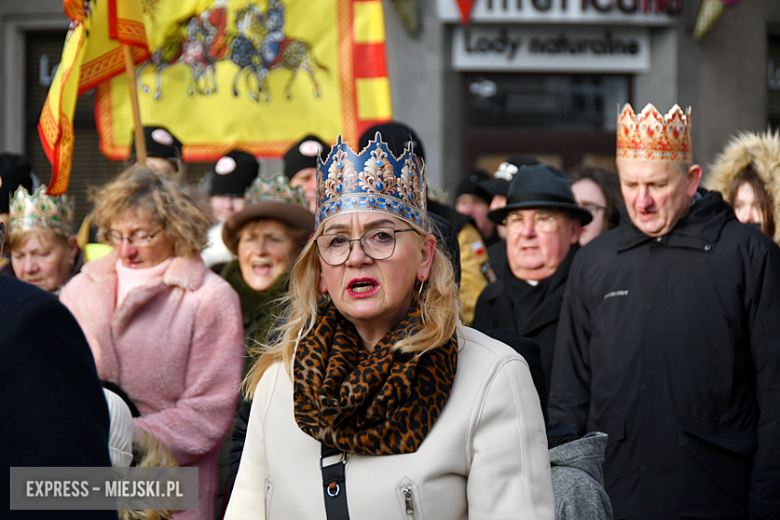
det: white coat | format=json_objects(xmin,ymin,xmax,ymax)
[{"xmin": 225, "ymin": 326, "xmax": 554, "ymax": 520}]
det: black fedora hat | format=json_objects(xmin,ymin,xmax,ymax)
[{"xmin": 487, "ymin": 164, "xmax": 592, "ymax": 225}]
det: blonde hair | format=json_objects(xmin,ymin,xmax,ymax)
[
  {"xmin": 121, "ymin": 430, "xmax": 178, "ymax": 520},
  {"xmin": 6, "ymin": 228, "xmax": 70, "ymax": 253},
  {"xmin": 244, "ymin": 216, "xmax": 459, "ymax": 398},
  {"xmin": 90, "ymin": 165, "xmax": 211, "ymax": 257}
]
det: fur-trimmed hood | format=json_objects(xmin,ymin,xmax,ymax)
[{"xmin": 704, "ymin": 129, "xmax": 780, "ymax": 243}]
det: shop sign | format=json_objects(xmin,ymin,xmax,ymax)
[
  {"xmin": 453, "ymin": 25, "xmax": 650, "ymax": 72},
  {"xmin": 438, "ymin": 0, "xmax": 680, "ymax": 25}
]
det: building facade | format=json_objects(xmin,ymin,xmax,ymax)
[{"xmin": 386, "ymin": 0, "xmax": 780, "ymax": 191}]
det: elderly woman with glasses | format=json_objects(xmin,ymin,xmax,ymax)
[
  {"xmin": 60, "ymin": 166, "xmax": 244, "ymax": 520},
  {"xmin": 224, "ymin": 136, "xmax": 553, "ymax": 520},
  {"xmin": 214, "ymin": 175, "xmax": 313, "ymax": 515},
  {"xmin": 220, "ymin": 174, "xmax": 314, "ymax": 348}
]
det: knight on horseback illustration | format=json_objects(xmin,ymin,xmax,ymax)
[
  {"xmin": 137, "ymin": 0, "xmax": 328, "ymax": 102},
  {"xmin": 261, "ymin": 0, "xmax": 285, "ymax": 66}
]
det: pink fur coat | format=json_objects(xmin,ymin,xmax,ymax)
[{"xmin": 60, "ymin": 251, "xmax": 244, "ymax": 519}]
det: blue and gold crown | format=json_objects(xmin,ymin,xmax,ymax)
[
  {"xmin": 10, "ymin": 185, "xmax": 73, "ymax": 237},
  {"xmin": 316, "ymin": 134, "xmax": 428, "ymax": 230}
]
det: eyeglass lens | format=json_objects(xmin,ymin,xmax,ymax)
[
  {"xmin": 317, "ymin": 227, "xmax": 412, "ymax": 265},
  {"xmin": 107, "ymin": 229, "xmax": 159, "ymax": 246},
  {"xmin": 582, "ymin": 204, "xmax": 606, "ymax": 217},
  {"xmin": 505, "ymin": 213, "xmax": 557, "ymax": 233}
]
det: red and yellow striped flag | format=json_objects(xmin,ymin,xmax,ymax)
[
  {"xmin": 38, "ymin": 0, "xmax": 149, "ymax": 195},
  {"xmin": 96, "ymin": 0, "xmax": 393, "ymax": 161}
]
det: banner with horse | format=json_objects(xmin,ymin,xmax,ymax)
[{"xmin": 96, "ymin": 0, "xmax": 393, "ymax": 161}]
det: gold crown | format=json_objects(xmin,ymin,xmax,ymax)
[
  {"xmin": 617, "ymin": 103, "xmax": 692, "ymax": 162},
  {"xmin": 10, "ymin": 185, "xmax": 74, "ymax": 237}
]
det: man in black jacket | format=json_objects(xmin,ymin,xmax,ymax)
[
  {"xmin": 548, "ymin": 104, "xmax": 780, "ymax": 519},
  {"xmin": 473, "ymin": 163, "xmax": 591, "ymax": 405}
]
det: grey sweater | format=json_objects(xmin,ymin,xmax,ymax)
[{"xmin": 549, "ymin": 432, "xmax": 613, "ymax": 520}]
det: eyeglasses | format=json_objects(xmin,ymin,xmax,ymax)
[
  {"xmin": 105, "ymin": 228, "xmax": 164, "ymax": 247},
  {"xmin": 581, "ymin": 204, "xmax": 606, "ymax": 218},
  {"xmin": 503, "ymin": 213, "xmax": 560, "ymax": 234},
  {"xmin": 316, "ymin": 227, "xmax": 414, "ymax": 266}
]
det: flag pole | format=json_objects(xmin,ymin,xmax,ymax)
[{"xmin": 122, "ymin": 44, "xmax": 146, "ymax": 166}]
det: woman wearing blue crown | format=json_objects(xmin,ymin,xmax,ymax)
[{"xmin": 225, "ymin": 134, "xmax": 554, "ymax": 519}]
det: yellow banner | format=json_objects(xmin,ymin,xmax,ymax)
[
  {"xmin": 96, "ymin": 0, "xmax": 392, "ymax": 160},
  {"xmin": 39, "ymin": 0, "xmax": 149, "ymax": 195}
]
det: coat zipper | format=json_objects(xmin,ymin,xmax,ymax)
[
  {"xmin": 402, "ymin": 486, "xmax": 417, "ymax": 520},
  {"xmin": 264, "ymin": 480, "xmax": 273, "ymax": 519}
]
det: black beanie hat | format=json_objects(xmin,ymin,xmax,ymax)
[
  {"xmin": 132, "ymin": 126, "xmax": 183, "ymax": 160},
  {"xmin": 283, "ymin": 135, "xmax": 327, "ymax": 180},
  {"xmin": 455, "ymin": 169, "xmax": 492, "ymax": 204},
  {"xmin": 358, "ymin": 121, "xmax": 425, "ymax": 161},
  {"xmin": 209, "ymin": 150, "xmax": 260, "ymax": 197},
  {"xmin": 0, "ymin": 153, "xmax": 33, "ymax": 214}
]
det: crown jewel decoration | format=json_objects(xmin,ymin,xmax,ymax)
[
  {"xmin": 495, "ymin": 162, "xmax": 519, "ymax": 181},
  {"xmin": 10, "ymin": 185, "xmax": 73, "ymax": 237},
  {"xmin": 244, "ymin": 173, "xmax": 308, "ymax": 209},
  {"xmin": 316, "ymin": 133, "xmax": 428, "ymax": 230},
  {"xmin": 617, "ymin": 103, "xmax": 692, "ymax": 162}
]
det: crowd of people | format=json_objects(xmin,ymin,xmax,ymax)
[{"xmin": 1, "ymin": 103, "xmax": 779, "ymax": 520}]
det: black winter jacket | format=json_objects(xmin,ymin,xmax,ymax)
[
  {"xmin": 473, "ymin": 244, "xmax": 578, "ymax": 404},
  {"xmin": 548, "ymin": 191, "xmax": 780, "ymax": 520},
  {"xmin": 0, "ymin": 276, "xmax": 115, "ymax": 520}
]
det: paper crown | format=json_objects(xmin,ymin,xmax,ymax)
[
  {"xmin": 244, "ymin": 173, "xmax": 308, "ymax": 208},
  {"xmin": 617, "ymin": 103, "xmax": 692, "ymax": 162},
  {"xmin": 10, "ymin": 185, "xmax": 73, "ymax": 237},
  {"xmin": 316, "ymin": 133, "xmax": 427, "ymax": 230}
]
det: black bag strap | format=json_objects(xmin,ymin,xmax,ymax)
[{"xmin": 320, "ymin": 444, "xmax": 351, "ymax": 520}]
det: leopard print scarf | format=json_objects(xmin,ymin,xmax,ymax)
[{"xmin": 293, "ymin": 302, "xmax": 458, "ymax": 455}]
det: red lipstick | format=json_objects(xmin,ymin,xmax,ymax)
[{"xmin": 347, "ymin": 277, "xmax": 379, "ymax": 298}]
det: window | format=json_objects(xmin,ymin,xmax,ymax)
[{"xmin": 461, "ymin": 72, "xmax": 629, "ymax": 175}]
